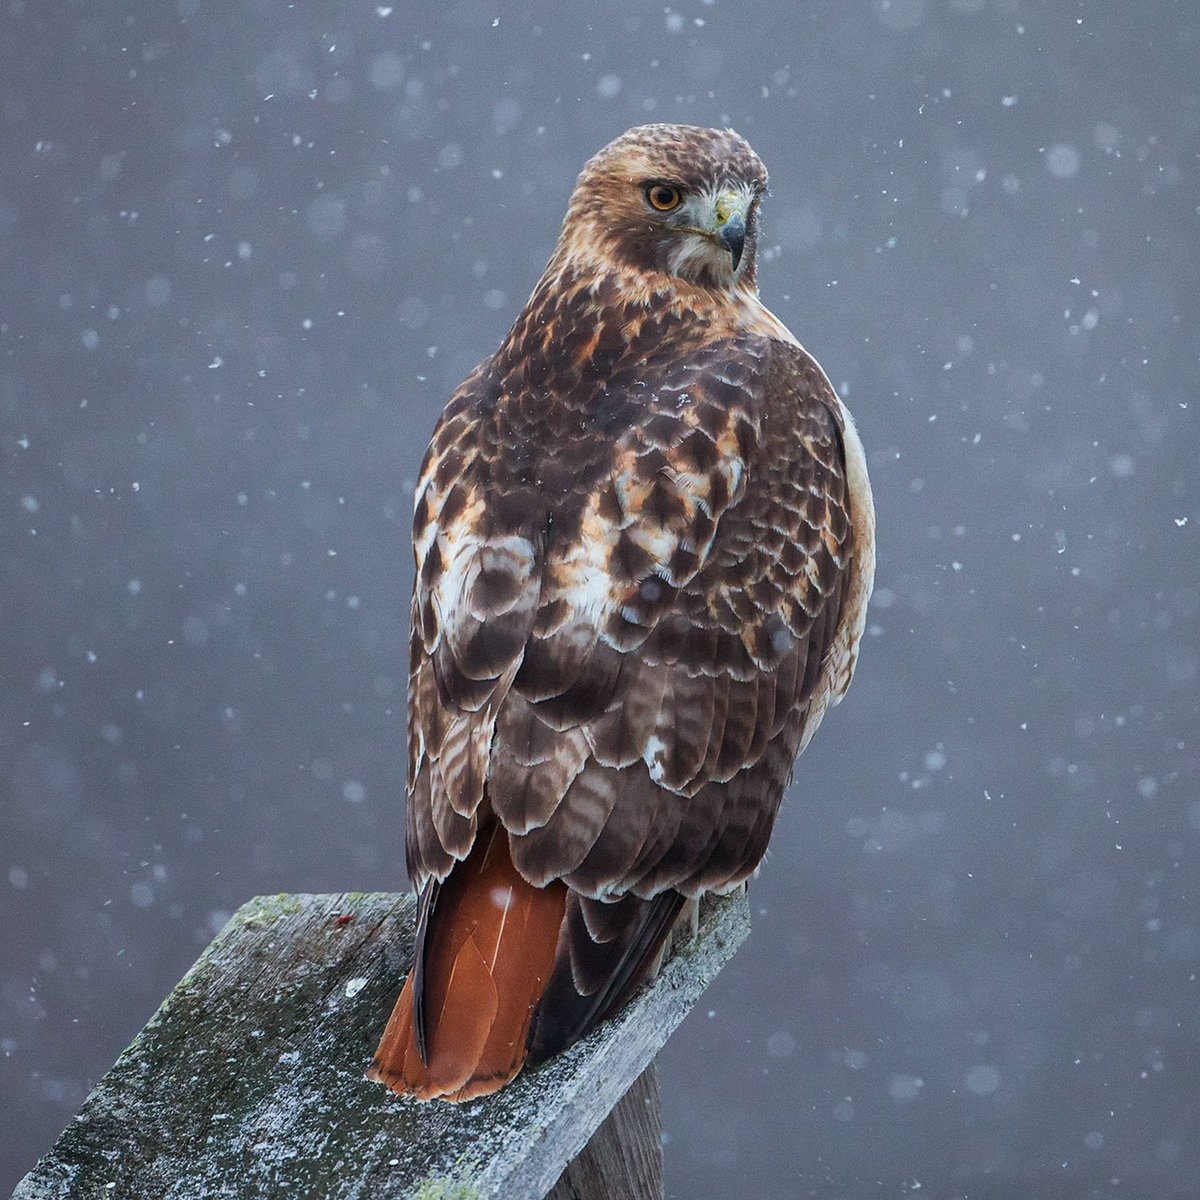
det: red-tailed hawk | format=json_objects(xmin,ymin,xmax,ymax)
[{"xmin": 368, "ymin": 124, "xmax": 875, "ymax": 1102}]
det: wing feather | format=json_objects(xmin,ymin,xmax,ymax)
[{"xmin": 404, "ymin": 328, "xmax": 871, "ymax": 1040}]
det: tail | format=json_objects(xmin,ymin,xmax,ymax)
[{"xmin": 367, "ymin": 821, "xmax": 567, "ymax": 1102}]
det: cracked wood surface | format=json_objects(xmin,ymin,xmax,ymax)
[{"xmin": 12, "ymin": 889, "xmax": 749, "ymax": 1200}]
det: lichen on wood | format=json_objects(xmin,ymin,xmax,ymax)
[{"xmin": 12, "ymin": 889, "xmax": 749, "ymax": 1200}]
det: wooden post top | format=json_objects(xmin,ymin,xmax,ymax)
[{"xmin": 12, "ymin": 889, "xmax": 749, "ymax": 1200}]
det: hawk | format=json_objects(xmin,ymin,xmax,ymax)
[{"xmin": 368, "ymin": 124, "xmax": 875, "ymax": 1102}]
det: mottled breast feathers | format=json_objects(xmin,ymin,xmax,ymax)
[{"xmin": 405, "ymin": 290, "xmax": 861, "ymax": 905}]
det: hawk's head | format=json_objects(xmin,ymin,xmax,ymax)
[{"xmin": 559, "ymin": 124, "xmax": 769, "ymax": 293}]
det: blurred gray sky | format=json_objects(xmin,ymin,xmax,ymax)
[{"xmin": 2, "ymin": 2, "xmax": 1198, "ymax": 1196}]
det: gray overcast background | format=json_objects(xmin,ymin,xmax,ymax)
[{"xmin": 2, "ymin": 2, "xmax": 1198, "ymax": 1197}]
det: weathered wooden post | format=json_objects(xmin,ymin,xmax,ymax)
[{"xmin": 12, "ymin": 889, "xmax": 749, "ymax": 1200}]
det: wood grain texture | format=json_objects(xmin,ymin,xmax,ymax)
[
  {"xmin": 12, "ymin": 889, "xmax": 748, "ymax": 1200},
  {"xmin": 546, "ymin": 1065, "xmax": 662, "ymax": 1200}
]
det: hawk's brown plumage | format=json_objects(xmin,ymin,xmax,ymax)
[{"xmin": 368, "ymin": 124, "xmax": 876, "ymax": 1101}]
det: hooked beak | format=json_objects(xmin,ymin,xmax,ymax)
[
  {"xmin": 713, "ymin": 192, "xmax": 748, "ymax": 272},
  {"xmin": 719, "ymin": 213, "xmax": 746, "ymax": 271}
]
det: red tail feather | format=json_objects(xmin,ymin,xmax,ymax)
[{"xmin": 368, "ymin": 823, "xmax": 566, "ymax": 1102}]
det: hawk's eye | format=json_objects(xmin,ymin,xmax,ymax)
[{"xmin": 645, "ymin": 184, "xmax": 682, "ymax": 212}]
